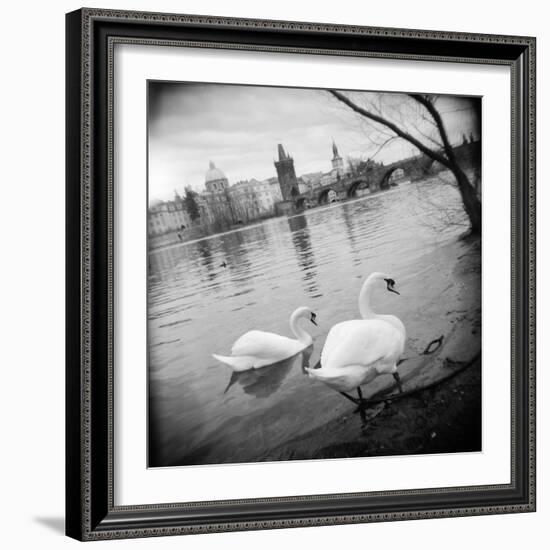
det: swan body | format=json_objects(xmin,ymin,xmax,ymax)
[
  {"xmin": 213, "ymin": 306, "xmax": 317, "ymax": 372},
  {"xmin": 307, "ymin": 272, "xmax": 405, "ymax": 394}
]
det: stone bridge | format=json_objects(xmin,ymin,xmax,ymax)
[
  {"xmin": 294, "ymin": 140, "xmax": 480, "ymax": 209},
  {"xmin": 295, "ymin": 157, "xmax": 426, "ymax": 208}
]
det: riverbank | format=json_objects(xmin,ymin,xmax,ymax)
[{"xmin": 264, "ymin": 355, "xmax": 480, "ymax": 461}]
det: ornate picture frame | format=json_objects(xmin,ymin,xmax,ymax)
[{"xmin": 66, "ymin": 8, "xmax": 536, "ymax": 541}]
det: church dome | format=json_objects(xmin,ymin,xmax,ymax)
[{"xmin": 205, "ymin": 161, "xmax": 227, "ymax": 183}]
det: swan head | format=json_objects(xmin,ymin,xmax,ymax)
[
  {"xmin": 366, "ymin": 272, "xmax": 400, "ymax": 295},
  {"xmin": 292, "ymin": 306, "xmax": 318, "ymax": 326}
]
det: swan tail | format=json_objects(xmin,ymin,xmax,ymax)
[
  {"xmin": 304, "ymin": 365, "xmax": 362, "ymax": 393},
  {"xmin": 212, "ymin": 353, "xmax": 253, "ymax": 372},
  {"xmin": 304, "ymin": 366, "xmax": 326, "ymax": 380},
  {"xmin": 305, "ymin": 367, "xmax": 341, "ymax": 388}
]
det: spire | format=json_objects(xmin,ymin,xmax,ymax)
[
  {"xmin": 209, "ymin": 160, "xmax": 215, "ymax": 169},
  {"xmin": 332, "ymin": 139, "xmax": 339, "ymax": 158},
  {"xmin": 277, "ymin": 144, "xmax": 287, "ymax": 161}
]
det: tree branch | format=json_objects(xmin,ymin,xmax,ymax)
[
  {"xmin": 408, "ymin": 94, "xmax": 457, "ymax": 166},
  {"xmin": 367, "ymin": 135, "xmax": 399, "ymax": 160},
  {"xmin": 329, "ymin": 90, "xmax": 451, "ymax": 169}
]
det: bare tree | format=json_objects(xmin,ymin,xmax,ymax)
[
  {"xmin": 346, "ymin": 155, "xmax": 370, "ymax": 177},
  {"xmin": 183, "ymin": 186, "xmax": 200, "ymax": 221},
  {"xmin": 329, "ymin": 90, "xmax": 481, "ymax": 236}
]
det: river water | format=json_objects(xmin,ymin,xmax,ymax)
[{"xmin": 148, "ymin": 175, "xmax": 474, "ymax": 467}]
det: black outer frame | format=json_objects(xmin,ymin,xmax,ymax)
[{"xmin": 66, "ymin": 8, "xmax": 536, "ymax": 541}]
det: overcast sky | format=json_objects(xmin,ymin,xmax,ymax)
[{"xmin": 148, "ymin": 82, "xmax": 480, "ymax": 202}]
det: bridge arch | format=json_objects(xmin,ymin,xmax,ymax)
[
  {"xmin": 346, "ymin": 179, "xmax": 369, "ymax": 198},
  {"xmin": 378, "ymin": 165, "xmax": 406, "ymax": 189},
  {"xmin": 317, "ymin": 188, "xmax": 338, "ymax": 205}
]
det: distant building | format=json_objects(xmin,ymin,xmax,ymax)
[
  {"xmin": 295, "ymin": 177, "xmax": 309, "ymax": 195},
  {"xmin": 262, "ymin": 177, "xmax": 283, "ymax": 202},
  {"xmin": 195, "ymin": 193, "xmax": 211, "ymax": 221},
  {"xmin": 204, "ymin": 161, "xmax": 229, "ymax": 192},
  {"xmin": 274, "ymin": 144, "xmax": 299, "ymax": 201},
  {"xmin": 389, "ymin": 167, "xmax": 406, "ymax": 183},
  {"xmin": 251, "ymin": 179, "xmax": 278, "ymax": 214},
  {"xmin": 201, "ymin": 162, "xmax": 235, "ymax": 225},
  {"xmin": 320, "ymin": 172, "xmax": 336, "ymax": 187},
  {"xmin": 230, "ymin": 180, "xmax": 258, "ymax": 221},
  {"xmin": 231, "ymin": 179, "xmax": 278, "ymax": 221},
  {"xmin": 327, "ymin": 189, "xmax": 338, "ymax": 203},
  {"xmin": 300, "ymin": 172, "xmax": 324, "ymax": 189},
  {"xmin": 148, "ymin": 191, "xmax": 192, "ymax": 237}
]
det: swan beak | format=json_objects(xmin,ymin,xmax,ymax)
[
  {"xmin": 384, "ymin": 278, "xmax": 400, "ymax": 295},
  {"xmin": 310, "ymin": 313, "xmax": 318, "ymax": 326}
]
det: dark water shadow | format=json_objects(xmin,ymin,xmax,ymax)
[
  {"xmin": 287, "ymin": 215, "xmax": 320, "ymax": 296},
  {"xmin": 33, "ymin": 516, "xmax": 65, "ymax": 535},
  {"xmin": 149, "ymin": 363, "xmax": 206, "ymax": 468},
  {"xmin": 223, "ymin": 345, "xmax": 314, "ymax": 399}
]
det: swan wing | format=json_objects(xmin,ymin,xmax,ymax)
[
  {"xmin": 376, "ymin": 314, "xmax": 407, "ymax": 340},
  {"xmin": 212, "ymin": 353, "xmax": 255, "ymax": 372},
  {"xmin": 319, "ymin": 322, "xmax": 349, "ymax": 366},
  {"xmin": 321, "ymin": 319, "xmax": 404, "ymax": 371},
  {"xmin": 306, "ymin": 364, "xmax": 371, "ymax": 392},
  {"xmin": 231, "ymin": 330, "xmax": 301, "ymax": 360}
]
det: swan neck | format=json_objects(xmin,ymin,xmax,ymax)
[
  {"xmin": 290, "ymin": 311, "xmax": 311, "ymax": 344},
  {"xmin": 359, "ymin": 278, "xmax": 377, "ymax": 319}
]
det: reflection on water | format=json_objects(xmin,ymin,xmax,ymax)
[
  {"xmin": 288, "ymin": 215, "xmax": 319, "ymax": 297},
  {"xmin": 223, "ymin": 346, "xmax": 313, "ymax": 398},
  {"xmin": 148, "ymin": 179, "xmax": 468, "ymax": 466}
]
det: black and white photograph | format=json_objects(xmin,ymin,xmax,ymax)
[
  {"xmin": 2, "ymin": 0, "xmax": 542, "ymax": 544},
  {"xmin": 147, "ymin": 82, "xmax": 482, "ymax": 468}
]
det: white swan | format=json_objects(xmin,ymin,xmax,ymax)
[
  {"xmin": 307, "ymin": 273, "xmax": 405, "ymax": 402},
  {"xmin": 213, "ymin": 306, "xmax": 318, "ymax": 372}
]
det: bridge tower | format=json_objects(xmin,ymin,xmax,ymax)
[
  {"xmin": 274, "ymin": 144, "xmax": 299, "ymax": 201},
  {"xmin": 331, "ymin": 140, "xmax": 344, "ymax": 178}
]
